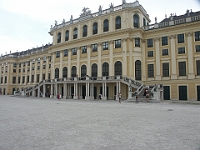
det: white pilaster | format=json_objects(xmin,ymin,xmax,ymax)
[
  {"xmin": 186, "ymin": 32, "xmax": 195, "ymax": 79},
  {"xmin": 170, "ymin": 35, "xmax": 177, "ymax": 79},
  {"xmin": 98, "ymin": 43, "xmax": 102, "ymax": 77},
  {"xmin": 141, "ymin": 40, "xmax": 146, "ymax": 81},
  {"xmin": 109, "ymin": 41, "xmax": 114, "ymax": 76},
  {"xmin": 155, "ymin": 37, "xmax": 161, "ymax": 80}
]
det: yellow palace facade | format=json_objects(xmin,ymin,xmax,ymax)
[{"xmin": 0, "ymin": 1, "xmax": 200, "ymax": 102}]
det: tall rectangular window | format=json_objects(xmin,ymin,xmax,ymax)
[
  {"xmin": 56, "ymin": 51, "xmax": 60, "ymax": 58},
  {"xmin": 64, "ymin": 49, "xmax": 68, "ymax": 56},
  {"xmin": 31, "ymin": 75, "xmax": 34, "ymax": 83},
  {"xmin": 195, "ymin": 31, "xmax": 200, "ymax": 41},
  {"xmin": 196, "ymin": 45, "xmax": 200, "ymax": 52},
  {"xmin": 115, "ymin": 39, "xmax": 121, "ymax": 48},
  {"xmin": 162, "ymin": 49, "xmax": 168, "ymax": 56},
  {"xmin": 147, "ymin": 39, "xmax": 153, "ymax": 47},
  {"xmin": 92, "ymin": 44, "xmax": 97, "ymax": 52},
  {"xmin": 82, "ymin": 46, "xmax": 87, "ymax": 54},
  {"xmin": 72, "ymin": 48, "xmax": 77, "ymax": 55},
  {"xmin": 42, "ymin": 74, "xmax": 45, "ymax": 80},
  {"xmin": 18, "ymin": 77, "xmax": 20, "ymax": 84},
  {"xmin": 135, "ymin": 38, "xmax": 140, "ymax": 47},
  {"xmin": 22, "ymin": 76, "xmax": 25, "ymax": 83},
  {"xmin": 162, "ymin": 36, "xmax": 168, "ymax": 46},
  {"xmin": 163, "ymin": 63, "xmax": 169, "ymax": 77},
  {"xmin": 12, "ymin": 77, "xmax": 16, "ymax": 84},
  {"xmin": 197, "ymin": 60, "xmax": 200, "ymax": 75},
  {"xmin": 178, "ymin": 34, "xmax": 184, "ymax": 43},
  {"xmin": 148, "ymin": 64, "xmax": 154, "ymax": 77},
  {"xmin": 37, "ymin": 74, "xmax": 40, "ymax": 82},
  {"xmin": 178, "ymin": 61, "xmax": 186, "ymax": 76},
  {"xmin": 27, "ymin": 76, "xmax": 29, "ymax": 83},
  {"xmin": 103, "ymin": 42, "xmax": 109, "ymax": 50},
  {"xmin": 5, "ymin": 76, "xmax": 7, "ymax": 83},
  {"xmin": 13, "ymin": 63, "xmax": 17, "ymax": 68},
  {"xmin": 48, "ymin": 73, "xmax": 50, "ymax": 79},
  {"xmin": 147, "ymin": 51, "xmax": 153, "ymax": 57}
]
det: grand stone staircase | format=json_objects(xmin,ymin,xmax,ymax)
[{"xmin": 14, "ymin": 76, "xmax": 163, "ymax": 102}]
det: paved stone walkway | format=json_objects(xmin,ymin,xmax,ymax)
[{"xmin": 0, "ymin": 95, "xmax": 199, "ymax": 150}]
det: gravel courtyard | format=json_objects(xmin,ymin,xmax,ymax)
[{"xmin": 0, "ymin": 95, "xmax": 199, "ymax": 150}]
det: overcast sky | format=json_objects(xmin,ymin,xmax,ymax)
[{"xmin": 0, "ymin": 0, "xmax": 199, "ymax": 55}]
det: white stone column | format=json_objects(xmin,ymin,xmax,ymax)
[
  {"xmin": 29, "ymin": 61, "xmax": 32, "ymax": 84},
  {"xmin": 54, "ymin": 82, "xmax": 57, "ymax": 98},
  {"xmin": 45, "ymin": 56, "xmax": 49, "ymax": 79},
  {"xmin": 155, "ymin": 37, "xmax": 161, "ymax": 80},
  {"xmin": 186, "ymin": 32, "xmax": 195, "ymax": 79},
  {"xmin": 43, "ymin": 83, "xmax": 46, "ymax": 98},
  {"xmin": 40, "ymin": 58, "xmax": 43, "ymax": 82},
  {"xmin": 68, "ymin": 49, "xmax": 72, "ymax": 78},
  {"xmin": 122, "ymin": 39, "xmax": 127, "ymax": 76},
  {"xmin": 116, "ymin": 82, "xmax": 119, "ymax": 100},
  {"xmin": 90, "ymin": 83, "xmax": 94, "ymax": 100},
  {"xmin": 102, "ymin": 83, "xmax": 104, "ymax": 98},
  {"xmin": 109, "ymin": 40, "xmax": 114, "ymax": 76},
  {"xmin": 73, "ymin": 83, "xmax": 78, "ymax": 99},
  {"xmin": 85, "ymin": 82, "xmax": 90, "ymax": 100},
  {"xmin": 50, "ymin": 81, "xmax": 53, "ymax": 98},
  {"xmin": 38, "ymin": 87, "xmax": 40, "ymax": 97},
  {"xmin": 59, "ymin": 51, "xmax": 63, "ymax": 78},
  {"xmin": 63, "ymin": 83, "xmax": 67, "ymax": 99},
  {"xmin": 7, "ymin": 63, "xmax": 10, "ymax": 84},
  {"xmin": 104, "ymin": 82, "xmax": 107, "ymax": 100},
  {"xmin": 20, "ymin": 64, "xmax": 23, "ymax": 85},
  {"xmin": 3, "ymin": 64, "xmax": 5, "ymax": 84},
  {"xmin": 25, "ymin": 62, "xmax": 28, "ymax": 83},
  {"xmin": 141, "ymin": 40, "xmax": 147, "ymax": 81},
  {"xmin": 170, "ymin": 35, "xmax": 177, "ymax": 79},
  {"xmin": 87, "ymin": 45, "xmax": 91, "ymax": 76},
  {"xmin": 34, "ymin": 62, "xmax": 37, "ymax": 84},
  {"xmin": 98, "ymin": 43, "xmax": 102, "ymax": 77}
]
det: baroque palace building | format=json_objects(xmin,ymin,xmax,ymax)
[{"xmin": 0, "ymin": 0, "xmax": 200, "ymax": 101}]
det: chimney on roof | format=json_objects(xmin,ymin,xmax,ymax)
[
  {"xmin": 170, "ymin": 13, "xmax": 173, "ymax": 20},
  {"xmin": 186, "ymin": 9, "xmax": 190, "ymax": 16}
]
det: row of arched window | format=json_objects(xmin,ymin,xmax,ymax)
[
  {"xmin": 57, "ymin": 14, "xmax": 142, "ymax": 43},
  {"xmin": 54, "ymin": 60, "xmax": 142, "ymax": 80}
]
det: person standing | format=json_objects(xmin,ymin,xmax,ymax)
[{"xmin": 118, "ymin": 93, "xmax": 121, "ymax": 103}]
